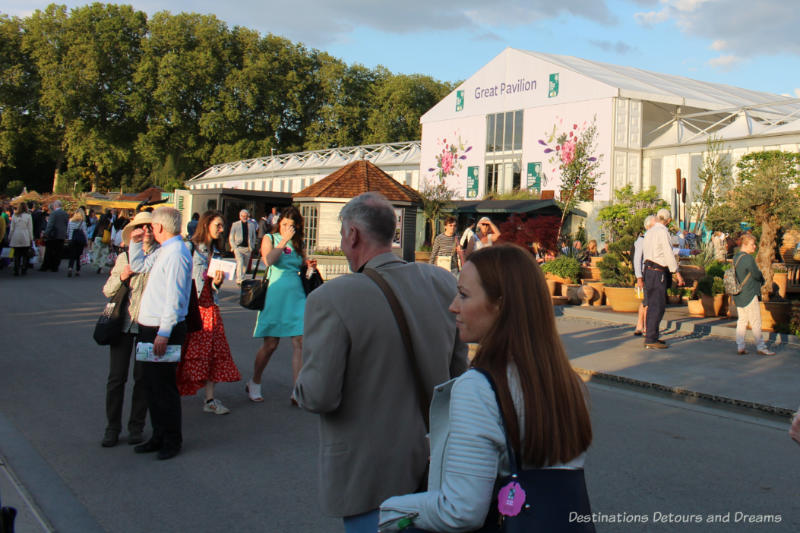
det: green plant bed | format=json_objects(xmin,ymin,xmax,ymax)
[{"xmin": 541, "ymin": 255, "xmax": 581, "ymax": 284}]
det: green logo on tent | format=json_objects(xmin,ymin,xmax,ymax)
[
  {"xmin": 548, "ymin": 73, "xmax": 559, "ymax": 98},
  {"xmin": 467, "ymin": 166, "xmax": 479, "ymax": 198},
  {"xmin": 527, "ymin": 162, "xmax": 542, "ymax": 191},
  {"xmin": 456, "ymin": 90, "xmax": 464, "ymax": 112}
]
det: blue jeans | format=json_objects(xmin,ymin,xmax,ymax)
[{"xmin": 343, "ymin": 509, "xmax": 378, "ymax": 533}]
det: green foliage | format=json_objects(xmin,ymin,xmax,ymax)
[
  {"xmin": 696, "ymin": 275, "xmax": 725, "ymax": 296},
  {"xmin": 487, "ymin": 188, "xmax": 541, "ymax": 200},
  {"xmin": 1, "ymin": 8, "xmax": 453, "ymax": 193},
  {"xmin": 705, "ymin": 260, "xmax": 728, "ymax": 279},
  {"xmin": 706, "ymin": 202, "xmax": 743, "ymax": 235},
  {"xmin": 5, "ymin": 179, "xmax": 24, "ymax": 196},
  {"xmin": 597, "ymin": 185, "xmax": 669, "ymax": 243},
  {"xmin": 420, "ymin": 181, "xmax": 455, "ymax": 244},
  {"xmin": 540, "ymin": 255, "xmax": 581, "ymax": 284},
  {"xmin": 574, "ymin": 224, "xmax": 587, "ymax": 246},
  {"xmin": 598, "ymin": 236, "xmax": 635, "ymax": 287},
  {"xmin": 311, "ymin": 247, "xmax": 345, "ymax": 256},
  {"xmin": 690, "ymin": 136, "xmax": 732, "ymax": 231},
  {"xmin": 689, "ymin": 242, "xmax": 716, "ymax": 269}
]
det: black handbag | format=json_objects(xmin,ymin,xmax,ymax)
[
  {"xmin": 299, "ymin": 263, "xmax": 324, "ymax": 295},
  {"xmin": 474, "ymin": 368, "xmax": 595, "ymax": 533},
  {"xmin": 93, "ymin": 282, "xmax": 130, "ymax": 346},
  {"xmin": 240, "ymin": 262, "xmax": 269, "ymax": 310}
]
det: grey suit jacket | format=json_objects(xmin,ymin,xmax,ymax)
[
  {"xmin": 228, "ymin": 219, "xmax": 256, "ymax": 250},
  {"xmin": 44, "ymin": 208, "xmax": 69, "ymax": 240},
  {"xmin": 293, "ymin": 252, "xmax": 468, "ymax": 517}
]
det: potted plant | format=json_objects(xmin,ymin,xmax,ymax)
[
  {"xmin": 687, "ymin": 288, "xmax": 705, "ymax": 317},
  {"xmin": 598, "ymin": 238, "xmax": 640, "ymax": 312},
  {"xmin": 696, "ymin": 276, "xmax": 725, "ymax": 317},
  {"xmin": 415, "ymin": 243, "xmax": 432, "ymax": 263},
  {"xmin": 772, "ymin": 263, "xmax": 788, "ymax": 299},
  {"xmin": 667, "ymin": 285, "xmax": 683, "ymax": 305},
  {"xmin": 541, "ymin": 255, "xmax": 581, "ymax": 301}
]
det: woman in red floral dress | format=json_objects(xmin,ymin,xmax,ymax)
[{"xmin": 178, "ymin": 211, "xmax": 241, "ymax": 414}]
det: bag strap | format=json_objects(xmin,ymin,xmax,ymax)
[
  {"xmin": 252, "ymin": 234, "xmax": 273, "ymax": 281},
  {"xmin": 363, "ymin": 268, "xmax": 430, "ymax": 431},
  {"xmin": 733, "ymin": 253, "xmax": 752, "ymax": 287},
  {"xmin": 472, "ymin": 368, "xmax": 521, "ymax": 475}
]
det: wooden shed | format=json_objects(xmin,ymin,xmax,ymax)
[{"xmin": 293, "ymin": 160, "xmax": 422, "ymax": 262}]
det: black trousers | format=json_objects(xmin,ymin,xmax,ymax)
[
  {"xmin": 106, "ymin": 332, "xmax": 148, "ymax": 435},
  {"xmin": 137, "ymin": 321, "xmax": 187, "ymax": 450},
  {"xmin": 13, "ymin": 246, "xmax": 30, "ymax": 274},
  {"xmin": 41, "ymin": 238, "xmax": 64, "ymax": 271},
  {"xmin": 644, "ymin": 268, "xmax": 667, "ymax": 343},
  {"xmin": 67, "ymin": 241, "xmax": 83, "ymax": 271}
]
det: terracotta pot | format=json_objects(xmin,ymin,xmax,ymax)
[
  {"xmin": 772, "ymin": 271, "xmax": 788, "ymax": 299},
  {"xmin": 604, "ymin": 287, "xmax": 641, "ymax": 313},
  {"xmin": 582, "ymin": 280, "xmax": 605, "ymax": 306},
  {"xmin": 545, "ymin": 273, "xmax": 573, "ymax": 285},
  {"xmin": 551, "ymin": 295, "xmax": 569, "ymax": 306},
  {"xmin": 687, "ymin": 299, "xmax": 705, "ymax": 317},
  {"xmin": 545, "ymin": 279, "xmax": 560, "ymax": 296},
  {"xmin": 760, "ymin": 301, "xmax": 791, "ymax": 332},
  {"xmin": 414, "ymin": 251, "xmax": 431, "ymax": 263},
  {"xmin": 699, "ymin": 293, "xmax": 724, "ymax": 317},
  {"xmin": 578, "ymin": 284, "xmax": 595, "ymax": 306}
]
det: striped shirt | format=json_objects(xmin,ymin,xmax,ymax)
[{"xmin": 430, "ymin": 233, "xmax": 459, "ymax": 269}]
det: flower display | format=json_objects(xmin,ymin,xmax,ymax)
[{"xmin": 429, "ymin": 135, "xmax": 472, "ymax": 181}]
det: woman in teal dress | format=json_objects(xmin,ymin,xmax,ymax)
[{"xmin": 248, "ymin": 206, "xmax": 310, "ymax": 403}]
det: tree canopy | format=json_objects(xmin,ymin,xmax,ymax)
[{"xmin": 0, "ymin": 4, "xmax": 454, "ymax": 195}]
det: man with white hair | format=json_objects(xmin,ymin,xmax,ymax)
[
  {"xmin": 40, "ymin": 200, "xmax": 69, "ymax": 272},
  {"xmin": 228, "ymin": 208, "xmax": 257, "ymax": 285},
  {"xmin": 128, "ymin": 207, "xmax": 193, "ymax": 460},
  {"xmin": 293, "ymin": 192, "xmax": 467, "ymax": 533},
  {"xmin": 633, "ymin": 215, "xmax": 656, "ymax": 336},
  {"xmin": 642, "ymin": 208, "xmax": 684, "ymax": 349}
]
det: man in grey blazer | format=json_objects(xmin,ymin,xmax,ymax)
[
  {"xmin": 40, "ymin": 200, "xmax": 69, "ymax": 272},
  {"xmin": 228, "ymin": 209, "xmax": 257, "ymax": 285},
  {"xmin": 293, "ymin": 192, "xmax": 468, "ymax": 533}
]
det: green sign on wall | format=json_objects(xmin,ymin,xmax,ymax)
[
  {"xmin": 467, "ymin": 166, "xmax": 479, "ymax": 199},
  {"xmin": 548, "ymin": 73, "xmax": 559, "ymax": 98},
  {"xmin": 527, "ymin": 162, "xmax": 542, "ymax": 191},
  {"xmin": 455, "ymin": 90, "xmax": 464, "ymax": 112}
]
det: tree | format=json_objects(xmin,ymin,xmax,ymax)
[
  {"xmin": 730, "ymin": 150, "xmax": 800, "ymax": 300},
  {"xmin": 690, "ymin": 136, "xmax": 732, "ymax": 232},
  {"xmin": 420, "ymin": 181, "xmax": 455, "ymax": 245},
  {"xmin": 539, "ymin": 116, "xmax": 603, "ymax": 233},
  {"xmin": 365, "ymin": 74, "xmax": 453, "ymax": 144},
  {"xmin": 597, "ymin": 185, "xmax": 669, "ymax": 243}
]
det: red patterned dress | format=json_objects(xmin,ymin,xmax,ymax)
[{"xmin": 177, "ymin": 252, "xmax": 241, "ymax": 396}]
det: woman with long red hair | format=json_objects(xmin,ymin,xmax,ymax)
[{"xmin": 380, "ymin": 243, "xmax": 593, "ymax": 532}]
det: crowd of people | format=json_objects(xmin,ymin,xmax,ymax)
[{"xmin": 6, "ymin": 194, "xmax": 799, "ymax": 531}]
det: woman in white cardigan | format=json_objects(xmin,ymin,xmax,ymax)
[
  {"xmin": 380, "ymin": 244, "xmax": 593, "ymax": 532},
  {"xmin": 9, "ymin": 202, "xmax": 34, "ymax": 276}
]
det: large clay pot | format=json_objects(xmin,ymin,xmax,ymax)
[
  {"xmin": 551, "ymin": 295, "xmax": 569, "ymax": 306},
  {"xmin": 582, "ymin": 280, "xmax": 605, "ymax": 306},
  {"xmin": 578, "ymin": 284, "xmax": 595, "ymax": 306},
  {"xmin": 545, "ymin": 279, "xmax": 560, "ymax": 296},
  {"xmin": 667, "ymin": 294, "xmax": 683, "ymax": 305},
  {"xmin": 604, "ymin": 287, "xmax": 641, "ymax": 313},
  {"xmin": 772, "ymin": 271, "xmax": 788, "ymax": 298},
  {"xmin": 687, "ymin": 299, "xmax": 705, "ymax": 317},
  {"xmin": 699, "ymin": 293, "xmax": 724, "ymax": 317},
  {"xmin": 760, "ymin": 301, "xmax": 791, "ymax": 332}
]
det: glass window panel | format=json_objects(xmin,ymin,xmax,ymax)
[
  {"xmin": 486, "ymin": 115, "xmax": 495, "ymax": 153},
  {"xmin": 504, "ymin": 112, "xmax": 513, "ymax": 151},
  {"xmin": 494, "ymin": 114, "xmax": 504, "ymax": 152},
  {"xmin": 513, "ymin": 161, "xmax": 521, "ymax": 190},
  {"xmin": 514, "ymin": 110, "xmax": 523, "ymax": 150}
]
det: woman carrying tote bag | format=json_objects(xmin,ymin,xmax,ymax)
[{"xmin": 380, "ymin": 244, "xmax": 594, "ymax": 532}]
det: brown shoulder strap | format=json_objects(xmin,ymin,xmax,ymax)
[{"xmin": 363, "ymin": 268, "xmax": 430, "ymax": 430}]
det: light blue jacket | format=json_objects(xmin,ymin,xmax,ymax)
[{"xmin": 380, "ymin": 369, "xmax": 586, "ymax": 532}]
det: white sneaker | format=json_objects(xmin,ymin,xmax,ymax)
[
  {"xmin": 246, "ymin": 380, "xmax": 264, "ymax": 402},
  {"xmin": 204, "ymin": 399, "xmax": 230, "ymax": 415}
]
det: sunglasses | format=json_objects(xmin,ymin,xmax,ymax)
[{"xmin": 141, "ymin": 224, "xmax": 153, "ymax": 232}]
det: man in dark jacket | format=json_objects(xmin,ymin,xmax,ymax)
[
  {"xmin": 40, "ymin": 200, "xmax": 69, "ymax": 272},
  {"xmin": 733, "ymin": 234, "xmax": 775, "ymax": 355}
]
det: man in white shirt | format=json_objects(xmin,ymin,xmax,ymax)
[
  {"xmin": 642, "ymin": 208, "xmax": 684, "ymax": 349},
  {"xmin": 633, "ymin": 215, "xmax": 656, "ymax": 336},
  {"xmin": 128, "ymin": 207, "xmax": 193, "ymax": 460}
]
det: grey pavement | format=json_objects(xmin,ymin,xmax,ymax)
[
  {"xmin": 557, "ymin": 305, "xmax": 800, "ymax": 416},
  {"xmin": 1, "ymin": 265, "xmax": 799, "ymax": 532}
]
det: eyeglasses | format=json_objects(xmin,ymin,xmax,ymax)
[{"xmin": 141, "ymin": 224, "xmax": 153, "ymax": 232}]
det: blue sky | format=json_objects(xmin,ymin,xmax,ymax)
[{"xmin": 5, "ymin": 0, "xmax": 800, "ymax": 96}]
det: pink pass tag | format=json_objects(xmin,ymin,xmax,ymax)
[
  {"xmin": 283, "ymin": 247, "xmax": 291, "ymax": 254},
  {"xmin": 497, "ymin": 480, "xmax": 526, "ymax": 517}
]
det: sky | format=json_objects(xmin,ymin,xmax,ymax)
[{"xmin": 4, "ymin": 0, "xmax": 800, "ymax": 97}]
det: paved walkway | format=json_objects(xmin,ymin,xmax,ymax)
[{"xmin": 557, "ymin": 304, "xmax": 800, "ymax": 416}]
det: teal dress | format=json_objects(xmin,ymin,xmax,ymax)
[{"xmin": 253, "ymin": 234, "xmax": 306, "ymax": 338}]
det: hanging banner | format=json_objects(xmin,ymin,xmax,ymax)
[
  {"xmin": 526, "ymin": 162, "xmax": 542, "ymax": 191},
  {"xmin": 466, "ymin": 166, "xmax": 479, "ymax": 199}
]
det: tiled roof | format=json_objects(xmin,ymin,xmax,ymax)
[{"xmin": 294, "ymin": 160, "xmax": 422, "ymax": 203}]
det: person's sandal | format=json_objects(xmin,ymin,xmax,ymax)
[{"xmin": 246, "ymin": 380, "xmax": 264, "ymax": 402}]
